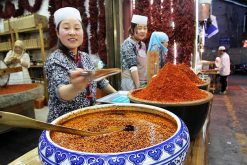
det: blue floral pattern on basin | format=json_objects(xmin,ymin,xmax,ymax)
[{"xmin": 38, "ymin": 104, "xmax": 190, "ymax": 165}]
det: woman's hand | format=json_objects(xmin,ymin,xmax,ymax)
[
  {"xmin": 58, "ymin": 68, "xmax": 90, "ymax": 101},
  {"xmin": 11, "ymin": 57, "xmax": 21, "ymax": 65},
  {"xmin": 69, "ymin": 68, "xmax": 89, "ymax": 91}
]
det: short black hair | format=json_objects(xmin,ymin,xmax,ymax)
[{"xmin": 128, "ymin": 23, "xmax": 137, "ymax": 36}]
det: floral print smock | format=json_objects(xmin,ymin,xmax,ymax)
[{"xmin": 44, "ymin": 49, "xmax": 109, "ymax": 122}]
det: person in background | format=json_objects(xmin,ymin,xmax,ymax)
[
  {"xmin": 147, "ymin": 31, "xmax": 169, "ymax": 69},
  {"xmin": 215, "ymin": 57, "xmax": 221, "ymax": 69},
  {"xmin": 121, "ymin": 14, "xmax": 148, "ymax": 90},
  {"xmin": 4, "ymin": 40, "xmax": 31, "ymax": 84},
  {"xmin": 217, "ymin": 46, "xmax": 230, "ymax": 94},
  {"xmin": 44, "ymin": 7, "xmax": 116, "ymax": 122}
]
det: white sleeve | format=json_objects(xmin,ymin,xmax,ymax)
[
  {"xmin": 129, "ymin": 66, "xmax": 138, "ymax": 72},
  {"xmin": 4, "ymin": 50, "xmax": 13, "ymax": 63},
  {"xmin": 20, "ymin": 53, "xmax": 31, "ymax": 68},
  {"xmin": 215, "ymin": 57, "xmax": 221, "ymax": 68}
]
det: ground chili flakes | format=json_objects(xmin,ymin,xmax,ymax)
[
  {"xmin": 132, "ymin": 63, "xmax": 208, "ymax": 102},
  {"xmin": 177, "ymin": 63, "xmax": 204, "ymax": 85},
  {"xmin": 0, "ymin": 84, "xmax": 38, "ymax": 95},
  {"xmin": 51, "ymin": 110, "xmax": 177, "ymax": 153}
]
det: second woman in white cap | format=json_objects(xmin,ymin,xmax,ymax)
[
  {"xmin": 120, "ymin": 14, "xmax": 148, "ymax": 91},
  {"xmin": 44, "ymin": 7, "xmax": 116, "ymax": 122}
]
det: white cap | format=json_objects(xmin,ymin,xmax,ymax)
[
  {"xmin": 218, "ymin": 46, "xmax": 226, "ymax": 51},
  {"xmin": 54, "ymin": 7, "xmax": 82, "ymax": 28},
  {"xmin": 131, "ymin": 15, "xmax": 148, "ymax": 25}
]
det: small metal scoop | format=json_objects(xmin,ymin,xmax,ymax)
[
  {"xmin": 0, "ymin": 111, "xmax": 125, "ymax": 137},
  {"xmin": 80, "ymin": 68, "xmax": 121, "ymax": 81}
]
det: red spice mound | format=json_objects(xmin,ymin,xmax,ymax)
[
  {"xmin": 177, "ymin": 63, "xmax": 204, "ymax": 85},
  {"xmin": 51, "ymin": 110, "xmax": 177, "ymax": 153},
  {"xmin": 0, "ymin": 84, "xmax": 38, "ymax": 95},
  {"xmin": 132, "ymin": 63, "xmax": 208, "ymax": 102}
]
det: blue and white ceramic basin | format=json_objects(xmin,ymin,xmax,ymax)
[{"xmin": 38, "ymin": 103, "xmax": 190, "ymax": 165}]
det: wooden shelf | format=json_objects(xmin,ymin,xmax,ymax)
[
  {"xmin": 25, "ymin": 45, "xmax": 49, "ymax": 50},
  {"xmin": 0, "ymin": 31, "xmax": 12, "ymax": 36},
  {"xmin": 16, "ymin": 26, "xmax": 47, "ymax": 33},
  {"xmin": 1, "ymin": 26, "xmax": 48, "ymax": 34},
  {"xmin": 0, "ymin": 49, "xmax": 11, "ymax": 52}
]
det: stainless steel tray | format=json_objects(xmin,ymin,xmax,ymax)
[{"xmin": 96, "ymin": 91, "xmax": 130, "ymax": 104}]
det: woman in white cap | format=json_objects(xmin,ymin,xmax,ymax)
[
  {"xmin": 120, "ymin": 14, "xmax": 148, "ymax": 90},
  {"xmin": 4, "ymin": 40, "xmax": 31, "ymax": 84},
  {"xmin": 44, "ymin": 7, "xmax": 116, "ymax": 122},
  {"xmin": 148, "ymin": 31, "xmax": 169, "ymax": 69},
  {"xmin": 217, "ymin": 46, "xmax": 230, "ymax": 94}
]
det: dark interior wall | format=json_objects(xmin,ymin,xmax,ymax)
[{"xmin": 205, "ymin": 0, "xmax": 247, "ymax": 49}]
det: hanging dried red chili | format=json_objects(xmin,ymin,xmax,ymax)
[
  {"xmin": 177, "ymin": 63, "xmax": 204, "ymax": 85},
  {"xmin": 132, "ymin": 63, "xmax": 207, "ymax": 102},
  {"xmin": 0, "ymin": 84, "xmax": 38, "ymax": 95}
]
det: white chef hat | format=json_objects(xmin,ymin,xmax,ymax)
[
  {"xmin": 218, "ymin": 46, "xmax": 226, "ymax": 51},
  {"xmin": 131, "ymin": 15, "xmax": 148, "ymax": 25},
  {"xmin": 54, "ymin": 7, "xmax": 82, "ymax": 28}
]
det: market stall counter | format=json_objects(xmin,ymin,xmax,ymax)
[
  {"xmin": 200, "ymin": 69, "xmax": 220, "ymax": 93},
  {"xmin": 0, "ymin": 83, "xmax": 43, "ymax": 133}
]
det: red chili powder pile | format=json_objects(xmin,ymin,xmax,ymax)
[
  {"xmin": 0, "ymin": 84, "xmax": 38, "ymax": 95},
  {"xmin": 177, "ymin": 63, "xmax": 204, "ymax": 85},
  {"xmin": 132, "ymin": 63, "xmax": 208, "ymax": 102}
]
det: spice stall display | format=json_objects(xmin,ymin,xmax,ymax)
[
  {"xmin": 38, "ymin": 104, "xmax": 190, "ymax": 165},
  {"xmin": 128, "ymin": 63, "xmax": 213, "ymax": 139}
]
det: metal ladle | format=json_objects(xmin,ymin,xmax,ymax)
[{"xmin": 0, "ymin": 111, "xmax": 125, "ymax": 136}]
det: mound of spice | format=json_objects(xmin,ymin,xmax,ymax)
[
  {"xmin": 177, "ymin": 63, "xmax": 204, "ymax": 85},
  {"xmin": 51, "ymin": 110, "xmax": 177, "ymax": 153},
  {"xmin": 132, "ymin": 63, "xmax": 208, "ymax": 102},
  {"xmin": 0, "ymin": 84, "xmax": 38, "ymax": 95}
]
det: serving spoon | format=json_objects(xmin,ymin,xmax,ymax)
[{"xmin": 0, "ymin": 111, "xmax": 130, "ymax": 136}]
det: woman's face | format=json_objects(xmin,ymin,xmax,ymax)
[
  {"xmin": 57, "ymin": 18, "xmax": 83, "ymax": 54},
  {"xmin": 133, "ymin": 25, "xmax": 148, "ymax": 41},
  {"xmin": 14, "ymin": 45, "xmax": 24, "ymax": 54},
  {"xmin": 162, "ymin": 41, "xmax": 169, "ymax": 48}
]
